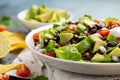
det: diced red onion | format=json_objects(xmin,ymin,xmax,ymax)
[
  {"xmin": 39, "ymin": 49, "xmax": 45, "ymax": 53},
  {"xmin": 99, "ymin": 46, "xmax": 106, "ymax": 53}
]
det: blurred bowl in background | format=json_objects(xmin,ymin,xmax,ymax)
[{"xmin": 17, "ymin": 9, "xmax": 73, "ymax": 30}]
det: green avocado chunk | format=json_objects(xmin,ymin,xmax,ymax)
[
  {"xmin": 90, "ymin": 34, "xmax": 107, "ymax": 53},
  {"xmin": 79, "ymin": 16, "xmax": 96, "ymax": 26},
  {"xmin": 56, "ymin": 10, "xmax": 70, "ymax": 19},
  {"xmin": 60, "ymin": 32, "xmax": 73, "ymax": 45},
  {"xmin": 91, "ymin": 53, "xmax": 111, "ymax": 62},
  {"xmin": 35, "ymin": 11, "xmax": 54, "ymax": 22},
  {"xmin": 108, "ymin": 47, "xmax": 120, "ymax": 57},
  {"xmin": 26, "ymin": 5, "xmax": 38, "ymax": 20},
  {"xmin": 75, "ymin": 37, "xmax": 93, "ymax": 54},
  {"xmin": 49, "ymin": 12, "xmax": 59, "ymax": 22}
]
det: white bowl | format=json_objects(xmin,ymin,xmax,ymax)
[
  {"xmin": 26, "ymin": 24, "xmax": 120, "ymax": 75},
  {"xmin": 17, "ymin": 9, "xmax": 73, "ymax": 30}
]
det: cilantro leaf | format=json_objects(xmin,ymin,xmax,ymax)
[
  {"xmin": 0, "ymin": 16, "xmax": 19, "ymax": 28},
  {"xmin": 31, "ymin": 75, "xmax": 48, "ymax": 80}
]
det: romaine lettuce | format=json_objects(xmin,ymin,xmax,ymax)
[{"xmin": 55, "ymin": 45, "xmax": 81, "ymax": 61}]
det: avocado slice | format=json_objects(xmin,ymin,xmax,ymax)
[
  {"xmin": 75, "ymin": 38, "xmax": 92, "ymax": 54},
  {"xmin": 49, "ymin": 12, "xmax": 59, "ymax": 22},
  {"xmin": 60, "ymin": 32, "xmax": 73, "ymax": 45},
  {"xmin": 79, "ymin": 16, "xmax": 96, "ymax": 26},
  {"xmin": 108, "ymin": 47, "xmax": 120, "ymax": 57},
  {"xmin": 38, "ymin": 4, "xmax": 47, "ymax": 14},
  {"xmin": 90, "ymin": 34, "xmax": 107, "ymax": 53},
  {"xmin": 26, "ymin": 5, "xmax": 38, "ymax": 20},
  {"xmin": 35, "ymin": 11, "xmax": 54, "ymax": 22},
  {"xmin": 56, "ymin": 10, "xmax": 70, "ymax": 19},
  {"xmin": 91, "ymin": 53, "xmax": 111, "ymax": 62}
]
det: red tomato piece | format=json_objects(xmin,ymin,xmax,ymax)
[
  {"xmin": 33, "ymin": 33, "xmax": 39, "ymax": 42},
  {"xmin": 93, "ymin": 19, "xmax": 99, "ymax": 23},
  {"xmin": 0, "ymin": 74, "xmax": 9, "ymax": 80},
  {"xmin": 16, "ymin": 64, "xmax": 31, "ymax": 77},
  {"xmin": 107, "ymin": 20, "xmax": 116, "ymax": 26},
  {"xmin": 0, "ymin": 25, "xmax": 8, "ymax": 32},
  {"xmin": 98, "ymin": 29, "xmax": 110, "ymax": 37},
  {"xmin": 46, "ymin": 52, "xmax": 55, "ymax": 57}
]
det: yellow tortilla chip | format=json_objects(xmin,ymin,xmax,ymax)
[
  {"xmin": 2, "ymin": 31, "xmax": 26, "ymax": 51},
  {"xmin": 10, "ymin": 41, "xmax": 26, "ymax": 51},
  {"xmin": 0, "ymin": 64, "xmax": 22, "ymax": 74},
  {"xmin": 0, "ymin": 32, "xmax": 10, "ymax": 58}
]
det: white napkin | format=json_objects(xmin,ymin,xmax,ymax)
[{"xmin": 10, "ymin": 47, "xmax": 120, "ymax": 80}]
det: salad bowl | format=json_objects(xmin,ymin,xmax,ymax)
[
  {"xmin": 17, "ymin": 5, "xmax": 73, "ymax": 30},
  {"xmin": 26, "ymin": 23, "xmax": 120, "ymax": 75}
]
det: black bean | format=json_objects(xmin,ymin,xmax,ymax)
[
  {"xmin": 68, "ymin": 21, "xmax": 78, "ymax": 25},
  {"xmin": 52, "ymin": 37, "xmax": 57, "ymax": 41},
  {"xmin": 107, "ymin": 42, "xmax": 117, "ymax": 47},
  {"xmin": 89, "ymin": 28, "xmax": 97, "ymax": 34},
  {"xmin": 55, "ymin": 34, "xmax": 60, "ymax": 39},
  {"xmin": 44, "ymin": 39, "xmax": 49, "ymax": 47},
  {"xmin": 88, "ymin": 26, "xmax": 98, "ymax": 34},
  {"xmin": 96, "ymin": 25, "xmax": 103, "ymax": 30},
  {"xmin": 54, "ymin": 34, "xmax": 60, "ymax": 43},
  {"xmin": 70, "ymin": 39, "xmax": 77, "ymax": 44},
  {"xmin": 98, "ymin": 50, "xmax": 104, "ymax": 55},
  {"xmin": 83, "ymin": 52, "xmax": 93, "ymax": 60}
]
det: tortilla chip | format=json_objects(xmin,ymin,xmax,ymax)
[
  {"xmin": 2, "ymin": 31, "xmax": 26, "ymax": 51},
  {"xmin": 10, "ymin": 41, "xmax": 26, "ymax": 51},
  {"xmin": 0, "ymin": 64, "xmax": 22, "ymax": 74}
]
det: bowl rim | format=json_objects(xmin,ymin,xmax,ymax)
[
  {"xmin": 17, "ymin": 9, "xmax": 73, "ymax": 24},
  {"xmin": 26, "ymin": 24, "xmax": 120, "ymax": 66}
]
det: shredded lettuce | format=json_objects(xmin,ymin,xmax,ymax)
[
  {"xmin": 55, "ymin": 45, "xmax": 81, "ymax": 61},
  {"xmin": 45, "ymin": 40, "xmax": 56, "ymax": 52},
  {"xmin": 107, "ymin": 34, "xmax": 116, "ymax": 42}
]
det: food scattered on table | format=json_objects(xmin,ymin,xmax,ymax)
[
  {"xmin": 0, "ymin": 64, "xmax": 33, "ymax": 80},
  {"xmin": 25, "ymin": 4, "xmax": 70, "ymax": 23},
  {"xmin": 33, "ymin": 15, "xmax": 120, "ymax": 63},
  {"xmin": 0, "ymin": 74, "xmax": 9, "ymax": 80},
  {"xmin": 16, "ymin": 64, "xmax": 31, "ymax": 77},
  {"xmin": 2, "ymin": 31, "xmax": 26, "ymax": 51},
  {"xmin": 0, "ymin": 64, "xmax": 22, "ymax": 74},
  {"xmin": 0, "ymin": 32, "xmax": 10, "ymax": 58},
  {"xmin": 0, "ymin": 17, "xmax": 26, "ymax": 58}
]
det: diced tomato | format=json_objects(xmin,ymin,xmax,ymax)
[
  {"xmin": 0, "ymin": 25, "xmax": 8, "ymax": 32},
  {"xmin": 16, "ymin": 64, "xmax": 31, "ymax": 77},
  {"xmin": 33, "ymin": 33, "xmax": 39, "ymax": 42},
  {"xmin": 0, "ymin": 74, "xmax": 9, "ymax": 80},
  {"xmin": 107, "ymin": 20, "xmax": 116, "ymax": 26},
  {"xmin": 93, "ymin": 19, "xmax": 99, "ymax": 23},
  {"xmin": 98, "ymin": 29, "xmax": 110, "ymax": 37},
  {"xmin": 46, "ymin": 52, "xmax": 55, "ymax": 57}
]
